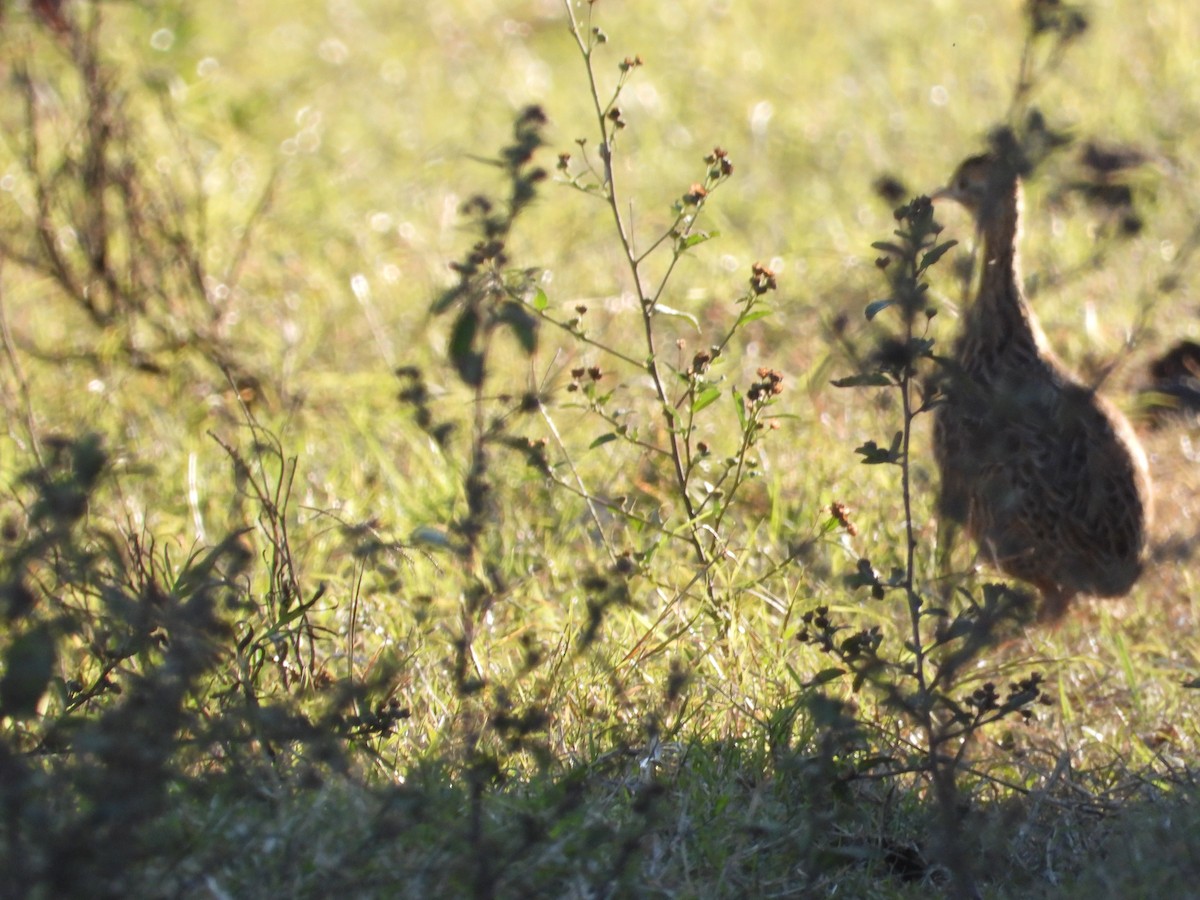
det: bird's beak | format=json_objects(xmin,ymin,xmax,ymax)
[{"xmin": 929, "ymin": 185, "xmax": 954, "ymax": 203}]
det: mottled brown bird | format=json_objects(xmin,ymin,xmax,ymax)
[{"xmin": 932, "ymin": 151, "xmax": 1152, "ymax": 623}]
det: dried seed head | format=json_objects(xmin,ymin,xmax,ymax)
[
  {"xmin": 705, "ymin": 147, "xmax": 734, "ymax": 177},
  {"xmin": 750, "ymin": 262, "xmax": 777, "ymax": 294},
  {"xmin": 829, "ymin": 501, "xmax": 858, "ymax": 537}
]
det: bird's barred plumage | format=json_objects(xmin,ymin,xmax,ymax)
[{"xmin": 932, "ymin": 152, "xmax": 1152, "ymax": 623}]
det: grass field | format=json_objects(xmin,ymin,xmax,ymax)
[{"xmin": 3, "ymin": 1, "xmax": 1200, "ymax": 896}]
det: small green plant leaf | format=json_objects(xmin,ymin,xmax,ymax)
[
  {"xmin": 731, "ymin": 387, "xmax": 747, "ymax": 431},
  {"xmin": 532, "ymin": 286, "xmax": 549, "ymax": 311},
  {"xmin": 691, "ymin": 386, "xmax": 721, "ymax": 413},
  {"xmin": 589, "ymin": 432, "xmax": 619, "ymax": 449},
  {"xmin": 498, "ymin": 300, "xmax": 539, "ymax": 355},
  {"xmin": 832, "ymin": 373, "xmax": 892, "ymax": 388},
  {"xmin": 1, "ymin": 623, "xmax": 56, "ymax": 718},
  {"xmin": 844, "ymin": 557, "xmax": 882, "ymax": 590},
  {"xmin": 870, "ymin": 241, "xmax": 905, "ymax": 256},
  {"xmin": 71, "ymin": 433, "xmax": 107, "ymax": 488},
  {"xmin": 854, "ymin": 439, "xmax": 899, "ymax": 465},
  {"xmin": 735, "ymin": 306, "xmax": 773, "ymax": 326},
  {"xmin": 410, "ymin": 525, "xmax": 453, "ymax": 548},
  {"xmin": 651, "ymin": 303, "xmax": 700, "ymax": 330},
  {"xmin": 274, "ymin": 585, "xmax": 325, "ymax": 629},
  {"xmin": 680, "ymin": 230, "xmax": 719, "ymax": 250},
  {"xmin": 908, "ymin": 336, "xmax": 935, "ymax": 358},
  {"xmin": 173, "ymin": 529, "xmax": 254, "ymax": 599},
  {"xmin": 920, "ymin": 239, "xmax": 958, "ymax": 271},
  {"xmin": 806, "ymin": 667, "xmax": 848, "ymax": 688},
  {"xmin": 449, "ymin": 307, "xmax": 484, "ymax": 386},
  {"xmin": 0, "ymin": 579, "xmax": 37, "ymax": 622},
  {"xmin": 431, "ymin": 283, "xmax": 466, "ymax": 316},
  {"xmin": 865, "ymin": 299, "xmax": 895, "ymax": 321}
]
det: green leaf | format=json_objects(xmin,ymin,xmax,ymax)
[
  {"xmin": 651, "ymin": 303, "xmax": 700, "ymax": 330},
  {"xmin": 71, "ymin": 433, "xmax": 107, "ymax": 488},
  {"xmin": 864, "ymin": 299, "xmax": 895, "ymax": 321},
  {"xmin": 1, "ymin": 623, "xmax": 56, "ymax": 718},
  {"xmin": 532, "ymin": 286, "xmax": 549, "ymax": 312},
  {"xmin": 919, "ymin": 239, "xmax": 958, "ymax": 271},
  {"xmin": 731, "ymin": 387, "xmax": 747, "ymax": 431},
  {"xmin": 909, "ymin": 336, "xmax": 935, "ymax": 358},
  {"xmin": 449, "ymin": 306, "xmax": 478, "ymax": 359},
  {"xmin": 498, "ymin": 300, "xmax": 538, "ymax": 355},
  {"xmin": 854, "ymin": 439, "xmax": 899, "ymax": 465},
  {"xmin": 173, "ymin": 529, "xmax": 254, "ymax": 599},
  {"xmin": 680, "ymin": 230, "xmax": 719, "ymax": 250},
  {"xmin": 449, "ymin": 308, "xmax": 484, "ymax": 387},
  {"xmin": 783, "ymin": 661, "xmax": 807, "ymax": 689},
  {"xmin": 832, "ymin": 372, "xmax": 892, "ymax": 388},
  {"xmin": 844, "ymin": 557, "xmax": 881, "ymax": 589},
  {"xmin": 0, "ymin": 579, "xmax": 37, "ymax": 622},
  {"xmin": 589, "ymin": 432, "xmax": 619, "ymax": 449},
  {"xmin": 806, "ymin": 667, "xmax": 848, "ymax": 688},
  {"xmin": 870, "ymin": 241, "xmax": 904, "ymax": 256},
  {"xmin": 735, "ymin": 306, "xmax": 773, "ymax": 326},
  {"xmin": 431, "ymin": 283, "xmax": 465, "ymax": 316},
  {"xmin": 691, "ymin": 386, "xmax": 721, "ymax": 413},
  {"xmin": 411, "ymin": 525, "xmax": 453, "ymax": 548},
  {"xmin": 275, "ymin": 583, "xmax": 326, "ymax": 629}
]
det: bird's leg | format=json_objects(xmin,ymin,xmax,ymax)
[
  {"xmin": 1036, "ymin": 583, "xmax": 1075, "ymax": 625},
  {"xmin": 934, "ymin": 514, "xmax": 962, "ymax": 603}
]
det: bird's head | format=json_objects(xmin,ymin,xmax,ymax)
[{"xmin": 932, "ymin": 152, "xmax": 1022, "ymax": 226}]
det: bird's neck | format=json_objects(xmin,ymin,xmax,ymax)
[{"xmin": 963, "ymin": 181, "xmax": 1045, "ymax": 357}]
